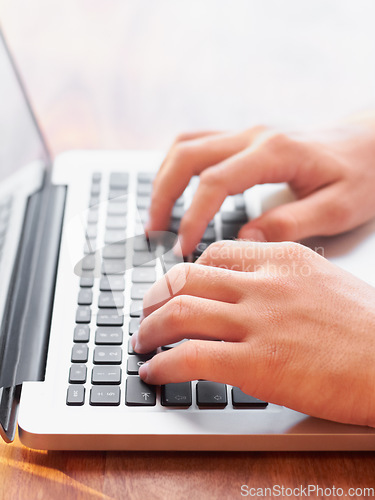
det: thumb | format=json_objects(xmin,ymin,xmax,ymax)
[{"xmin": 238, "ymin": 187, "xmax": 339, "ymax": 242}]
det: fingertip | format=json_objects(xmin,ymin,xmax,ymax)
[
  {"xmin": 138, "ymin": 361, "xmax": 150, "ymax": 382},
  {"xmin": 238, "ymin": 226, "xmax": 267, "ymax": 242}
]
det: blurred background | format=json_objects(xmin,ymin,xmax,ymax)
[{"xmin": 0, "ymin": 0, "xmax": 374, "ymax": 154}]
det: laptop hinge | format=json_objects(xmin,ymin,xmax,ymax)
[{"xmin": 0, "ymin": 184, "xmax": 66, "ymax": 442}]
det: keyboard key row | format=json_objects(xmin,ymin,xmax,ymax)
[{"xmin": 67, "ymin": 377, "xmax": 268, "ymax": 409}]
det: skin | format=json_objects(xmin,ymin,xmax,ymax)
[{"xmin": 134, "ymin": 115, "xmax": 375, "ymax": 427}]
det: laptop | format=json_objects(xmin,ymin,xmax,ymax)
[{"xmin": 1, "ymin": 29, "xmax": 375, "ymax": 451}]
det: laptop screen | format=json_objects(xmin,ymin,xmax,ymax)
[{"xmin": 0, "ymin": 31, "xmax": 50, "ymax": 183}]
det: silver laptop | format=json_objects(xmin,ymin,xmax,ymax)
[{"xmin": 1, "ymin": 30, "xmax": 375, "ymax": 451}]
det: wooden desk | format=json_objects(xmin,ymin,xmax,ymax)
[
  {"xmin": 1, "ymin": 440, "xmax": 375, "ymax": 499},
  {"xmin": 1, "ymin": 1, "xmax": 375, "ymax": 498}
]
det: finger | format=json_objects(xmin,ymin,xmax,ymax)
[
  {"xmin": 147, "ymin": 129, "xmax": 255, "ymax": 232},
  {"xmin": 134, "ymin": 295, "xmax": 245, "ymax": 354},
  {"xmin": 138, "ymin": 339, "xmax": 251, "ymax": 388},
  {"xmin": 156, "ymin": 131, "xmax": 222, "ymax": 180},
  {"xmin": 143, "ymin": 262, "xmax": 246, "ymax": 317},
  {"xmin": 177, "ymin": 134, "xmax": 305, "ymax": 254},
  {"xmin": 196, "ymin": 240, "xmax": 280, "ymax": 271},
  {"xmin": 238, "ymin": 183, "xmax": 343, "ymax": 242}
]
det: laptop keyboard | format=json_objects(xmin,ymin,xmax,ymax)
[
  {"xmin": 0, "ymin": 196, "xmax": 13, "ymax": 265},
  {"xmin": 66, "ymin": 172, "xmax": 268, "ymax": 410}
]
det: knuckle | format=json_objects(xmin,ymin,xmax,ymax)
[
  {"xmin": 258, "ymin": 336, "xmax": 293, "ymax": 373},
  {"xmin": 167, "ymin": 262, "xmax": 192, "ymax": 295},
  {"xmin": 174, "ymin": 132, "xmax": 193, "ymax": 144},
  {"xmin": 262, "ymin": 132, "xmax": 290, "ymax": 152},
  {"xmin": 199, "ymin": 240, "xmax": 228, "ymax": 264},
  {"xmin": 325, "ymin": 197, "xmax": 353, "ymax": 231},
  {"xmin": 183, "ymin": 341, "xmax": 201, "ymax": 373},
  {"xmin": 165, "ymin": 295, "xmax": 189, "ymax": 330},
  {"xmin": 200, "ymin": 167, "xmax": 223, "ymax": 188},
  {"xmin": 171, "ymin": 142, "xmax": 191, "ymax": 163},
  {"xmin": 265, "ymin": 210, "xmax": 299, "ymax": 241}
]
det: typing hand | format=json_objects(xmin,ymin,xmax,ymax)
[
  {"xmin": 133, "ymin": 241, "xmax": 375, "ymax": 427},
  {"xmin": 147, "ymin": 122, "xmax": 375, "ymax": 255}
]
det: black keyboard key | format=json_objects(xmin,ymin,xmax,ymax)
[
  {"xmin": 90, "ymin": 386, "xmax": 120, "ymax": 406},
  {"xmin": 102, "ymin": 243, "xmax": 126, "ymax": 259},
  {"xmin": 89, "ymin": 195, "xmax": 100, "ymax": 207},
  {"xmin": 222, "ymin": 222, "xmax": 242, "ymax": 240},
  {"xmin": 169, "ymin": 219, "xmax": 180, "ymax": 234},
  {"xmin": 161, "ymin": 382, "xmax": 192, "ymax": 407},
  {"xmin": 136, "ymin": 197, "xmax": 151, "ymax": 209},
  {"xmin": 78, "ymin": 289, "xmax": 93, "ymax": 306},
  {"xmin": 67, "ymin": 385, "xmax": 85, "ymax": 406},
  {"xmin": 93, "ymin": 346, "xmax": 122, "ymax": 364},
  {"xmin": 108, "ymin": 189, "xmax": 127, "ymax": 201},
  {"xmin": 97, "ymin": 309, "xmax": 124, "ymax": 326},
  {"xmin": 132, "ymin": 267, "xmax": 156, "ymax": 283},
  {"xmin": 100, "ymin": 275, "xmax": 125, "ymax": 291},
  {"xmin": 131, "ymin": 283, "xmax": 152, "ymax": 300},
  {"xmin": 221, "ymin": 211, "xmax": 248, "ymax": 223},
  {"xmin": 101, "ymin": 259, "xmax": 126, "ymax": 275},
  {"xmin": 171, "ymin": 205, "xmax": 185, "ymax": 220},
  {"xmin": 137, "ymin": 183, "xmax": 152, "ymax": 196},
  {"xmin": 234, "ymin": 194, "xmax": 246, "ymax": 210},
  {"xmin": 76, "ymin": 306, "xmax": 91, "ymax": 324},
  {"xmin": 137, "ymin": 208, "xmax": 149, "ymax": 223},
  {"xmin": 231, "ymin": 387, "xmax": 268, "ymax": 409},
  {"xmin": 106, "ymin": 216, "xmax": 127, "ymax": 230},
  {"xmin": 127, "ymin": 354, "xmax": 154, "ymax": 375},
  {"xmin": 92, "ymin": 366, "xmax": 121, "ymax": 385},
  {"xmin": 196, "ymin": 381, "xmax": 227, "ymax": 409},
  {"xmin": 125, "ymin": 377, "xmax": 156, "ymax": 406},
  {"xmin": 69, "ymin": 364, "xmax": 87, "ymax": 383},
  {"xmin": 71, "ymin": 344, "xmax": 89, "ymax": 363},
  {"xmin": 110, "ymin": 172, "xmax": 129, "ymax": 189},
  {"xmin": 133, "ymin": 235, "xmax": 156, "ymax": 252},
  {"xmin": 85, "ymin": 225, "xmax": 97, "ymax": 240},
  {"xmin": 95, "ymin": 327, "xmax": 123, "ymax": 345},
  {"xmin": 80, "ymin": 276, "xmax": 94, "ymax": 288},
  {"xmin": 129, "ymin": 318, "xmax": 140, "ymax": 335},
  {"xmin": 107, "ymin": 202, "xmax": 127, "ymax": 216},
  {"xmin": 84, "ymin": 240, "xmax": 96, "ymax": 254},
  {"xmin": 132, "ymin": 251, "xmax": 156, "ymax": 267},
  {"xmin": 98, "ymin": 292, "xmax": 124, "ymax": 309},
  {"xmin": 137, "ymin": 172, "xmax": 154, "ymax": 183},
  {"xmin": 81, "ymin": 255, "xmax": 96, "ymax": 271},
  {"xmin": 201, "ymin": 227, "xmax": 215, "ymax": 242},
  {"xmin": 87, "ymin": 210, "xmax": 99, "ymax": 224},
  {"xmin": 130, "ymin": 300, "xmax": 143, "ymax": 317},
  {"xmin": 105, "ymin": 229, "xmax": 127, "ymax": 244},
  {"xmin": 91, "ymin": 183, "xmax": 101, "ymax": 196},
  {"xmin": 73, "ymin": 324, "xmax": 90, "ymax": 342},
  {"xmin": 92, "ymin": 172, "xmax": 101, "ymax": 183}
]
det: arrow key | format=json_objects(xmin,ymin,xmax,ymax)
[
  {"xmin": 125, "ymin": 376, "xmax": 156, "ymax": 406},
  {"xmin": 196, "ymin": 381, "xmax": 227, "ymax": 409},
  {"xmin": 161, "ymin": 382, "xmax": 192, "ymax": 407}
]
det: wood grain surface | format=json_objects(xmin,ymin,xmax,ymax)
[{"xmin": 1, "ymin": 1, "xmax": 375, "ymax": 498}]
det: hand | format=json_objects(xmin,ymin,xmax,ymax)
[
  {"xmin": 133, "ymin": 240, "xmax": 375, "ymax": 427},
  {"xmin": 146, "ymin": 120, "xmax": 375, "ymax": 255}
]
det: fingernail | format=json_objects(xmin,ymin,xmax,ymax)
[
  {"xmin": 173, "ymin": 235, "xmax": 184, "ymax": 256},
  {"xmin": 131, "ymin": 331, "xmax": 139, "ymax": 351},
  {"xmin": 240, "ymin": 228, "xmax": 266, "ymax": 242},
  {"xmin": 139, "ymin": 362, "xmax": 149, "ymax": 382}
]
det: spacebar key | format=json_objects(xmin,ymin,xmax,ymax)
[{"xmin": 97, "ymin": 309, "xmax": 124, "ymax": 326}]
